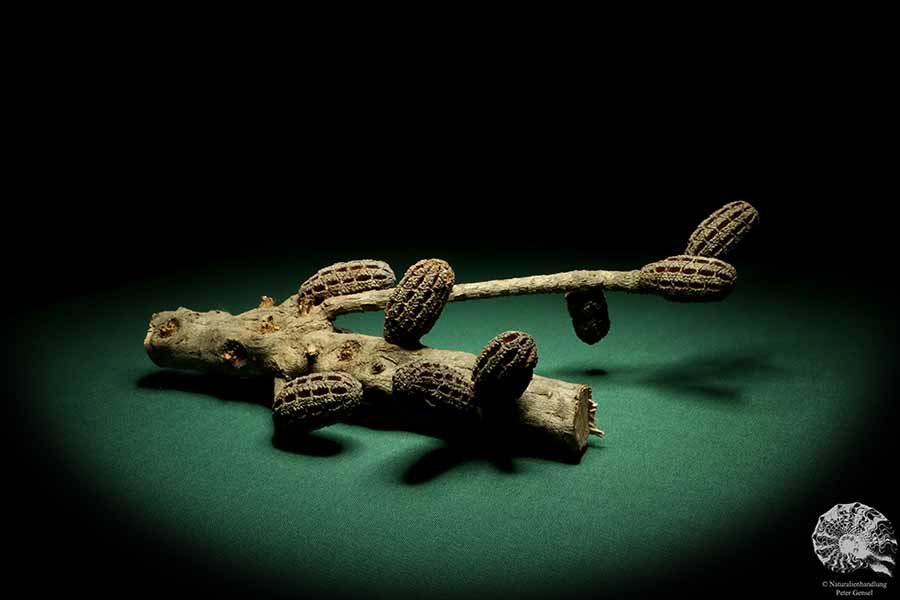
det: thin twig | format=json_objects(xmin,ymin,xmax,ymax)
[{"xmin": 320, "ymin": 269, "xmax": 643, "ymax": 318}]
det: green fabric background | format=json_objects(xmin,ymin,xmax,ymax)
[{"xmin": 19, "ymin": 252, "xmax": 892, "ymax": 598}]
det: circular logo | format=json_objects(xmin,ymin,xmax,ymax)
[{"xmin": 812, "ymin": 502, "xmax": 897, "ymax": 576}]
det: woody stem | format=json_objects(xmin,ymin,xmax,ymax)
[{"xmin": 319, "ymin": 269, "xmax": 644, "ymax": 318}]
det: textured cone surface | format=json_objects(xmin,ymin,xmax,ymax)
[
  {"xmin": 473, "ymin": 331, "xmax": 538, "ymax": 402},
  {"xmin": 686, "ymin": 201, "xmax": 759, "ymax": 258},
  {"xmin": 392, "ymin": 360, "xmax": 477, "ymax": 418},
  {"xmin": 273, "ymin": 371, "xmax": 363, "ymax": 434},
  {"xmin": 640, "ymin": 255, "xmax": 737, "ymax": 302},
  {"xmin": 383, "ymin": 259, "xmax": 455, "ymax": 347},
  {"xmin": 566, "ymin": 290, "xmax": 611, "ymax": 345},
  {"xmin": 299, "ymin": 260, "xmax": 395, "ymax": 308}
]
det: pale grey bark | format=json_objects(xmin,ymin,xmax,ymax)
[
  {"xmin": 321, "ymin": 269, "xmax": 644, "ymax": 317},
  {"xmin": 144, "ymin": 286, "xmax": 602, "ymax": 461}
]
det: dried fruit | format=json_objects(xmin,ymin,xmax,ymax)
[
  {"xmin": 272, "ymin": 371, "xmax": 363, "ymax": 435},
  {"xmin": 685, "ymin": 201, "xmax": 759, "ymax": 258},
  {"xmin": 383, "ymin": 259, "xmax": 455, "ymax": 347},
  {"xmin": 565, "ymin": 290, "xmax": 610, "ymax": 345},
  {"xmin": 392, "ymin": 360, "xmax": 477, "ymax": 418},
  {"xmin": 299, "ymin": 260, "xmax": 395, "ymax": 310},
  {"xmin": 639, "ymin": 255, "xmax": 737, "ymax": 302},
  {"xmin": 472, "ymin": 331, "xmax": 538, "ymax": 402}
]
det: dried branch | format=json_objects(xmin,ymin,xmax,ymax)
[
  {"xmin": 142, "ymin": 201, "xmax": 759, "ymax": 464},
  {"xmin": 144, "ymin": 298, "xmax": 594, "ymax": 461},
  {"xmin": 321, "ymin": 269, "xmax": 643, "ymax": 318}
]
